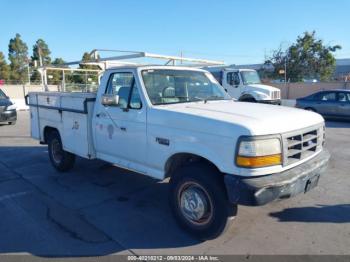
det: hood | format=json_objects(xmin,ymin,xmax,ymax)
[
  {"xmin": 246, "ymin": 84, "xmax": 280, "ymax": 93},
  {"xmin": 153, "ymin": 100, "xmax": 324, "ymax": 136},
  {"xmin": 0, "ymin": 97, "xmax": 12, "ymax": 106}
]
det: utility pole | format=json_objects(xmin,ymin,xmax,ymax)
[
  {"xmin": 284, "ymin": 57, "xmax": 287, "ymax": 84},
  {"xmin": 27, "ymin": 58, "xmax": 31, "ymax": 86},
  {"xmin": 38, "ymin": 46, "xmax": 47, "ymax": 91}
]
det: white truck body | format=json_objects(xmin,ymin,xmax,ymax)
[
  {"xmin": 28, "ymin": 66, "xmax": 324, "ymax": 178},
  {"xmin": 27, "ymin": 64, "xmax": 330, "ymax": 238},
  {"xmin": 206, "ymin": 68, "xmax": 281, "ymax": 104}
]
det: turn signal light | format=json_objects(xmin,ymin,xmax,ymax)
[{"xmin": 236, "ymin": 154, "xmax": 282, "ymax": 168}]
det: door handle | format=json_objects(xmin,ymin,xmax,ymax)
[
  {"xmin": 96, "ymin": 112, "xmax": 106, "ymax": 118},
  {"xmin": 120, "ymin": 127, "xmax": 127, "ymax": 132}
]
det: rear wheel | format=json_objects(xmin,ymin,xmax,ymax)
[
  {"xmin": 48, "ymin": 130, "xmax": 75, "ymax": 172},
  {"xmin": 169, "ymin": 163, "xmax": 237, "ymax": 240}
]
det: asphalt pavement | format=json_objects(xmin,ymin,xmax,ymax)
[{"xmin": 0, "ymin": 111, "xmax": 349, "ymax": 257}]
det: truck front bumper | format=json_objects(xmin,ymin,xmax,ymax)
[
  {"xmin": 258, "ymin": 99, "xmax": 281, "ymax": 105},
  {"xmin": 224, "ymin": 150, "xmax": 330, "ymax": 206},
  {"xmin": 0, "ymin": 109, "xmax": 17, "ymax": 123}
]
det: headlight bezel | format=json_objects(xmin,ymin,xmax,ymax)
[
  {"xmin": 235, "ymin": 135, "xmax": 283, "ymax": 168},
  {"xmin": 6, "ymin": 103, "xmax": 17, "ymax": 111}
]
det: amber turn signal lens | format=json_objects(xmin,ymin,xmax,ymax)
[{"xmin": 236, "ymin": 154, "xmax": 282, "ymax": 168}]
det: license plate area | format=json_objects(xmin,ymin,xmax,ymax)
[{"xmin": 304, "ymin": 174, "xmax": 320, "ymax": 193}]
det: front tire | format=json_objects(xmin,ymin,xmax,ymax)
[
  {"xmin": 169, "ymin": 163, "xmax": 237, "ymax": 240},
  {"xmin": 48, "ymin": 130, "xmax": 75, "ymax": 172}
]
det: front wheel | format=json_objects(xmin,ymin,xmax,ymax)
[
  {"xmin": 169, "ymin": 163, "xmax": 237, "ymax": 240},
  {"xmin": 48, "ymin": 130, "xmax": 75, "ymax": 172}
]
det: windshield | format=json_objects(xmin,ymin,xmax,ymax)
[
  {"xmin": 241, "ymin": 71, "xmax": 261, "ymax": 85},
  {"xmin": 0, "ymin": 89, "xmax": 7, "ymax": 99},
  {"xmin": 142, "ymin": 69, "xmax": 231, "ymax": 105}
]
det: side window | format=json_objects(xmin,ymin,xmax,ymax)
[
  {"xmin": 129, "ymin": 83, "xmax": 142, "ymax": 109},
  {"xmin": 226, "ymin": 72, "xmax": 240, "ymax": 86},
  {"xmin": 105, "ymin": 72, "xmax": 142, "ymax": 110},
  {"xmin": 106, "ymin": 72, "xmax": 134, "ymax": 95},
  {"xmin": 227, "ymin": 72, "xmax": 233, "ymax": 85},
  {"xmin": 315, "ymin": 92, "xmax": 336, "ymax": 101},
  {"xmin": 338, "ymin": 92, "xmax": 349, "ymax": 102},
  {"xmin": 322, "ymin": 92, "xmax": 336, "ymax": 101},
  {"xmin": 233, "ymin": 72, "xmax": 240, "ymax": 85}
]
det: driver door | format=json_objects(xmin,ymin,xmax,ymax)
[
  {"xmin": 93, "ymin": 71, "xmax": 147, "ymax": 173},
  {"xmin": 226, "ymin": 71, "xmax": 241, "ymax": 99}
]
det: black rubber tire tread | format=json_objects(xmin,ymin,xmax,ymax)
[
  {"xmin": 47, "ymin": 130, "xmax": 75, "ymax": 172},
  {"xmin": 169, "ymin": 162, "xmax": 237, "ymax": 240}
]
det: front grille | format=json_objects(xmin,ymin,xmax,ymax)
[
  {"xmin": 283, "ymin": 125, "xmax": 324, "ymax": 165},
  {"xmin": 272, "ymin": 90, "xmax": 280, "ymax": 100}
]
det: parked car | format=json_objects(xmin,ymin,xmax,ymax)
[
  {"xmin": 296, "ymin": 90, "xmax": 350, "ymax": 120},
  {"xmin": 27, "ymin": 63, "xmax": 329, "ymax": 239},
  {"xmin": 0, "ymin": 89, "xmax": 17, "ymax": 125}
]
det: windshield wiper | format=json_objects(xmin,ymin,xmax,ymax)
[{"xmin": 204, "ymin": 95, "xmax": 226, "ymax": 102}]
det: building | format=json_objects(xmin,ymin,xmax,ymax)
[{"xmin": 229, "ymin": 59, "xmax": 350, "ymax": 81}]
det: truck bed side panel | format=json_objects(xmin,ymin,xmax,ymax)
[{"xmin": 28, "ymin": 92, "xmax": 96, "ymax": 159}]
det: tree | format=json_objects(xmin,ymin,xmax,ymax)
[
  {"xmin": 32, "ymin": 39, "xmax": 51, "ymax": 66},
  {"xmin": 48, "ymin": 57, "xmax": 66, "ymax": 84},
  {"xmin": 31, "ymin": 39, "xmax": 52, "ymax": 83},
  {"xmin": 0, "ymin": 52, "xmax": 10, "ymax": 81},
  {"xmin": 8, "ymin": 33, "xmax": 29, "ymax": 84},
  {"xmin": 265, "ymin": 31, "xmax": 341, "ymax": 82},
  {"xmin": 69, "ymin": 52, "xmax": 100, "ymax": 85}
]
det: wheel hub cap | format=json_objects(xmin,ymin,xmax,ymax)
[
  {"xmin": 52, "ymin": 139, "xmax": 63, "ymax": 163},
  {"xmin": 180, "ymin": 186, "xmax": 209, "ymax": 222}
]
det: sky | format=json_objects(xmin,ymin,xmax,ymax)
[{"xmin": 0, "ymin": 0, "xmax": 349, "ymax": 65}]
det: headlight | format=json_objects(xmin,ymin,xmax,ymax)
[
  {"xmin": 6, "ymin": 104, "xmax": 16, "ymax": 111},
  {"xmin": 236, "ymin": 138, "xmax": 282, "ymax": 168}
]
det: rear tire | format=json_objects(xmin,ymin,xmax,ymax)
[
  {"xmin": 48, "ymin": 130, "xmax": 75, "ymax": 172},
  {"xmin": 169, "ymin": 162, "xmax": 237, "ymax": 240}
]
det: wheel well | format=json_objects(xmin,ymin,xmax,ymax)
[
  {"xmin": 43, "ymin": 126, "xmax": 58, "ymax": 143},
  {"xmin": 305, "ymin": 107, "xmax": 317, "ymax": 112},
  {"xmin": 164, "ymin": 153, "xmax": 220, "ymax": 179},
  {"xmin": 239, "ymin": 94, "xmax": 256, "ymax": 102}
]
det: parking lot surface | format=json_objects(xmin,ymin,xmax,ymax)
[{"xmin": 0, "ymin": 111, "xmax": 349, "ymax": 257}]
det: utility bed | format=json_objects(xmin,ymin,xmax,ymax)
[{"xmin": 26, "ymin": 92, "xmax": 97, "ymax": 159}]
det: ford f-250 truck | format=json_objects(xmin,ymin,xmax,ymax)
[
  {"xmin": 27, "ymin": 65, "xmax": 330, "ymax": 239},
  {"xmin": 205, "ymin": 67, "xmax": 281, "ymax": 104}
]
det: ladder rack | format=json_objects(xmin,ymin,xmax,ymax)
[
  {"xmin": 65, "ymin": 49, "xmax": 225, "ymax": 69},
  {"xmin": 36, "ymin": 49, "xmax": 225, "ymax": 91}
]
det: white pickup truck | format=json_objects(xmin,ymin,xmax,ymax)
[
  {"xmin": 205, "ymin": 67, "xmax": 281, "ymax": 104},
  {"xmin": 27, "ymin": 65, "xmax": 330, "ymax": 239}
]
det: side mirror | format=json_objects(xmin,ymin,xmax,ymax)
[
  {"xmin": 101, "ymin": 94, "xmax": 119, "ymax": 106},
  {"xmin": 234, "ymin": 79, "xmax": 240, "ymax": 86}
]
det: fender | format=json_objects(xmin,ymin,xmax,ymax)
[{"xmin": 162, "ymin": 138, "xmax": 237, "ymax": 178}]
